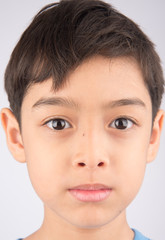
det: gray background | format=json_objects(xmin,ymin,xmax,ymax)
[{"xmin": 0, "ymin": 0, "xmax": 165, "ymax": 239}]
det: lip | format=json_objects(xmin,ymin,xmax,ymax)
[
  {"xmin": 69, "ymin": 183, "xmax": 111, "ymax": 190},
  {"xmin": 68, "ymin": 184, "xmax": 112, "ymax": 202}
]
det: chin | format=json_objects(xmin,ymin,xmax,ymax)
[{"xmin": 65, "ymin": 212, "xmax": 115, "ymax": 230}]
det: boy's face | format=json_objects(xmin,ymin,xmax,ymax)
[{"xmin": 7, "ymin": 56, "xmax": 160, "ymax": 228}]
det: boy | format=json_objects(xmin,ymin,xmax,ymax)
[{"xmin": 1, "ymin": 0, "xmax": 164, "ymax": 239}]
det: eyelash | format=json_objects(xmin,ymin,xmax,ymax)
[
  {"xmin": 44, "ymin": 118, "xmax": 71, "ymax": 131},
  {"xmin": 109, "ymin": 117, "xmax": 136, "ymax": 130},
  {"xmin": 43, "ymin": 117, "xmax": 136, "ymax": 131}
]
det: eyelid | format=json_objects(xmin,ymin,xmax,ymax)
[
  {"xmin": 109, "ymin": 116, "xmax": 137, "ymax": 130},
  {"xmin": 43, "ymin": 117, "xmax": 72, "ymax": 130},
  {"xmin": 42, "ymin": 115, "xmax": 138, "ymax": 131},
  {"xmin": 43, "ymin": 116, "xmax": 71, "ymax": 124}
]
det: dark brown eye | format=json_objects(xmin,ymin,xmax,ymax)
[
  {"xmin": 46, "ymin": 119, "xmax": 71, "ymax": 130},
  {"xmin": 110, "ymin": 118, "xmax": 133, "ymax": 130}
]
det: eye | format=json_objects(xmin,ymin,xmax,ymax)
[
  {"xmin": 109, "ymin": 118, "xmax": 134, "ymax": 130},
  {"xmin": 44, "ymin": 118, "xmax": 71, "ymax": 131}
]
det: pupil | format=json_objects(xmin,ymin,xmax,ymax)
[
  {"xmin": 52, "ymin": 119, "xmax": 65, "ymax": 130},
  {"xmin": 115, "ymin": 118, "xmax": 127, "ymax": 129}
]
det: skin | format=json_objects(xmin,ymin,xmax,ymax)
[{"xmin": 1, "ymin": 56, "xmax": 164, "ymax": 240}]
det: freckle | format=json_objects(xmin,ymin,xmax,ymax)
[{"xmin": 83, "ymin": 133, "xmax": 85, "ymax": 136}]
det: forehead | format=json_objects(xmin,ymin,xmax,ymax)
[{"xmin": 22, "ymin": 56, "xmax": 151, "ymax": 112}]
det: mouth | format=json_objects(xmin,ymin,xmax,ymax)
[{"xmin": 68, "ymin": 184, "xmax": 112, "ymax": 202}]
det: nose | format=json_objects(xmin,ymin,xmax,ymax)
[
  {"xmin": 72, "ymin": 130, "xmax": 109, "ymax": 170},
  {"xmin": 73, "ymin": 160, "xmax": 105, "ymax": 170},
  {"xmin": 72, "ymin": 149, "xmax": 109, "ymax": 170}
]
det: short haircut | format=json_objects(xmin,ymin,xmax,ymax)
[{"xmin": 4, "ymin": 0, "xmax": 164, "ymax": 125}]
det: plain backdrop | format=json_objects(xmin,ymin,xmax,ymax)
[{"xmin": 0, "ymin": 1, "xmax": 165, "ymax": 240}]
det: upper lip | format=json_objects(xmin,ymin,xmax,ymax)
[{"xmin": 69, "ymin": 183, "xmax": 111, "ymax": 190}]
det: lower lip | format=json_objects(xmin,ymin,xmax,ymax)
[{"xmin": 68, "ymin": 189, "xmax": 112, "ymax": 202}]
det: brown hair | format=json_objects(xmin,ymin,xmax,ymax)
[{"xmin": 4, "ymin": 0, "xmax": 164, "ymax": 126}]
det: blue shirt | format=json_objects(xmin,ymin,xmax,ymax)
[
  {"xmin": 133, "ymin": 229, "xmax": 151, "ymax": 240},
  {"xmin": 17, "ymin": 229, "xmax": 151, "ymax": 240}
]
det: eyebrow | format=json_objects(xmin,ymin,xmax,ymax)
[
  {"xmin": 32, "ymin": 96, "xmax": 146, "ymax": 110},
  {"xmin": 103, "ymin": 98, "xmax": 146, "ymax": 109},
  {"xmin": 32, "ymin": 97, "xmax": 79, "ymax": 110}
]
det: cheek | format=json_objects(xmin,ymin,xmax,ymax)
[
  {"xmin": 115, "ymin": 133, "xmax": 150, "ymax": 201},
  {"xmin": 22, "ymin": 132, "xmax": 69, "ymax": 201}
]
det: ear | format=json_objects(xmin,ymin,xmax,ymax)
[
  {"xmin": 1, "ymin": 108, "xmax": 26, "ymax": 163},
  {"xmin": 147, "ymin": 109, "xmax": 164, "ymax": 163}
]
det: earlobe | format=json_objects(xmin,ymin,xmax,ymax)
[
  {"xmin": 1, "ymin": 108, "xmax": 26, "ymax": 163},
  {"xmin": 147, "ymin": 109, "xmax": 165, "ymax": 163}
]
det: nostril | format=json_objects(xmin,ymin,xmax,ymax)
[
  {"xmin": 98, "ymin": 162, "xmax": 104, "ymax": 167},
  {"xmin": 78, "ymin": 162, "xmax": 86, "ymax": 167},
  {"xmin": 77, "ymin": 161, "xmax": 105, "ymax": 167}
]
